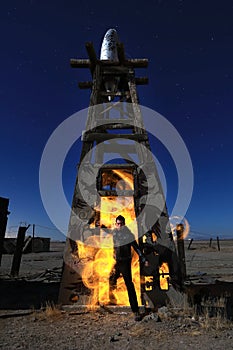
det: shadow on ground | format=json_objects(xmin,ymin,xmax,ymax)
[{"xmin": 0, "ymin": 280, "xmax": 60, "ymax": 309}]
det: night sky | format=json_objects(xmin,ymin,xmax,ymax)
[{"xmin": 1, "ymin": 1, "xmax": 233, "ymax": 240}]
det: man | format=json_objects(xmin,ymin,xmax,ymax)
[{"xmin": 109, "ymin": 215, "xmax": 146, "ymax": 321}]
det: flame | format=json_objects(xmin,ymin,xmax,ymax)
[
  {"xmin": 75, "ymin": 168, "xmax": 141, "ymax": 307},
  {"xmin": 170, "ymin": 216, "xmax": 190, "ymax": 240},
  {"xmin": 159, "ymin": 262, "xmax": 169, "ymax": 290},
  {"xmin": 78, "ymin": 234, "xmax": 115, "ymax": 305}
]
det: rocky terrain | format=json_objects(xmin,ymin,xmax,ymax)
[{"xmin": 0, "ymin": 239, "xmax": 233, "ymax": 349}]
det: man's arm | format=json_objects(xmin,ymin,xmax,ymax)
[{"xmin": 131, "ymin": 240, "xmax": 147, "ymax": 263}]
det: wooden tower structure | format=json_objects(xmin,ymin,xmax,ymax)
[{"xmin": 58, "ymin": 39, "xmax": 181, "ymax": 307}]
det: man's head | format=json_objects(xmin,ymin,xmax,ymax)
[{"xmin": 115, "ymin": 215, "xmax": 125, "ymax": 230}]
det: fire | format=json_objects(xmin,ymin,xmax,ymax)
[
  {"xmin": 159, "ymin": 262, "xmax": 169, "ymax": 290},
  {"xmin": 77, "ymin": 234, "xmax": 115, "ymax": 305},
  {"xmin": 170, "ymin": 216, "xmax": 190, "ymax": 240},
  {"xmin": 76, "ymin": 168, "xmax": 141, "ymax": 307}
]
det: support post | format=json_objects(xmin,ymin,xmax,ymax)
[
  {"xmin": 32, "ymin": 224, "xmax": 35, "ymax": 253},
  {"xmin": 188, "ymin": 238, "xmax": 193, "ymax": 250},
  {"xmin": 217, "ymin": 236, "xmax": 220, "ymax": 251},
  {"xmin": 0, "ymin": 197, "xmax": 10, "ymax": 266},
  {"xmin": 176, "ymin": 224, "xmax": 187, "ymax": 281},
  {"xmin": 11, "ymin": 225, "xmax": 30, "ymax": 276},
  {"xmin": 209, "ymin": 238, "xmax": 212, "ymax": 247}
]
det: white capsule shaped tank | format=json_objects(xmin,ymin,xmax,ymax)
[
  {"xmin": 100, "ymin": 29, "xmax": 120, "ymax": 101},
  {"xmin": 100, "ymin": 28, "xmax": 119, "ymax": 61}
]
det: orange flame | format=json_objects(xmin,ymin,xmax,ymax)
[
  {"xmin": 159, "ymin": 262, "xmax": 169, "ymax": 290},
  {"xmin": 76, "ymin": 169, "xmax": 141, "ymax": 307}
]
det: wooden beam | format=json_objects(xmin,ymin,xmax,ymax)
[
  {"xmin": 98, "ymin": 190, "xmax": 135, "ymax": 197},
  {"xmin": 96, "ymin": 163, "xmax": 136, "ymax": 170},
  {"xmin": 70, "ymin": 59, "xmax": 90, "ymax": 68},
  {"xmin": 10, "ymin": 225, "xmax": 30, "ymax": 277},
  {"xmin": 135, "ymin": 77, "xmax": 149, "ymax": 85},
  {"xmin": 85, "ymin": 42, "xmax": 97, "ymax": 64},
  {"xmin": 125, "ymin": 59, "xmax": 148, "ymax": 68},
  {"xmin": 82, "ymin": 133, "xmax": 148, "ymax": 142},
  {"xmin": 96, "ymin": 121, "xmax": 134, "ymax": 129}
]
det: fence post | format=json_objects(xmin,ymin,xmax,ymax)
[
  {"xmin": 11, "ymin": 225, "xmax": 30, "ymax": 276},
  {"xmin": 188, "ymin": 238, "xmax": 193, "ymax": 250},
  {"xmin": 176, "ymin": 224, "xmax": 187, "ymax": 281},
  {"xmin": 0, "ymin": 197, "xmax": 10, "ymax": 266}
]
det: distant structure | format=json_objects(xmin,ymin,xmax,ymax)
[
  {"xmin": 0, "ymin": 197, "xmax": 10, "ymax": 265},
  {"xmin": 59, "ymin": 29, "xmax": 181, "ymax": 308}
]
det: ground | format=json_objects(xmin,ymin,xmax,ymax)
[{"xmin": 0, "ymin": 239, "xmax": 233, "ymax": 349}]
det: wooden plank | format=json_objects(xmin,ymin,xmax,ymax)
[
  {"xmin": 82, "ymin": 133, "xmax": 148, "ymax": 142},
  {"xmin": 85, "ymin": 42, "xmax": 97, "ymax": 64},
  {"xmin": 125, "ymin": 59, "xmax": 148, "ymax": 68},
  {"xmin": 98, "ymin": 190, "xmax": 135, "ymax": 197},
  {"xmin": 11, "ymin": 225, "xmax": 30, "ymax": 277},
  {"xmin": 96, "ymin": 122, "xmax": 134, "ymax": 130},
  {"xmin": 70, "ymin": 59, "xmax": 90, "ymax": 68},
  {"xmin": 96, "ymin": 163, "xmax": 136, "ymax": 169}
]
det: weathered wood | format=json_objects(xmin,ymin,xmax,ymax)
[
  {"xmin": 125, "ymin": 58, "xmax": 148, "ymax": 68},
  {"xmin": 176, "ymin": 224, "xmax": 187, "ymax": 281},
  {"xmin": 96, "ymin": 122, "xmax": 134, "ymax": 130},
  {"xmin": 82, "ymin": 133, "xmax": 148, "ymax": 142},
  {"xmin": 70, "ymin": 59, "xmax": 90, "ymax": 68},
  {"xmin": 98, "ymin": 190, "xmax": 135, "ymax": 197},
  {"xmin": 0, "ymin": 197, "xmax": 10, "ymax": 266},
  {"xmin": 85, "ymin": 42, "xmax": 97, "ymax": 65},
  {"xmin": 95, "ymin": 163, "xmax": 135, "ymax": 169},
  {"xmin": 70, "ymin": 58, "xmax": 148, "ymax": 69},
  {"xmin": 96, "ymin": 118, "xmax": 134, "ymax": 126},
  {"xmin": 100, "ymin": 91, "xmax": 123, "ymax": 98},
  {"xmin": 11, "ymin": 225, "xmax": 30, "ymax": 277},
  {"xmin": 188, "ymin": 238, "xmax": 193, "ymax": 250},
  {"xmin": 135, "ymin": 77, "xmax": 148, "ymax": 85}
]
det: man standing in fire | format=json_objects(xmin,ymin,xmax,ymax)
[{"xmin": 109, "ymin": 215, "xmax": 147, "ymax": 321}]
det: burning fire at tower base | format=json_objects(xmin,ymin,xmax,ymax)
[{"xmin": 58, "ymin": 29, "xmax": 185, "ymax": 313}]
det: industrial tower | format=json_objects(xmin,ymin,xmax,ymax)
[{"xmin": 58, "ymin": 31, "xmax": 181, "ymax": 308}]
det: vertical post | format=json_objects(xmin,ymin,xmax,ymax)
[
  {"xmin": 176, "ymin": 224, "xmax": 187, "ymax": 281},
  {"xmin": 32, "ymin": 224, "xmax": 35, "ymax": 253},
  {"xmin": 209, "ymin": 238, "xmax": 212, "ymax": 247},
  {"xmin": 11, "ymin": 225, "xmax": 30, "ymax": 276},
  {"xmin": 188, "ymin": 238, "xmax": 193, "ymax": 250},
  {"xmin": 217, "ymin": 236, "xmax": 220, "ymax": 251},
  {"xmin": 0, "ymin": 197, "xmax": 10, "ymax": 266}
]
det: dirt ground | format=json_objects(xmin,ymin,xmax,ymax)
[{"xmin": 0, "ymin": 239, "xmax": 233, "ymax": 349}]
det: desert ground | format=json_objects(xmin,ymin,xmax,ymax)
[{"xmin": 0, "ymin": 239, "xmax": 233, "ymax": 349}]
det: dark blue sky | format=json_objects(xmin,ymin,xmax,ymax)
[{"xmin": 1, "ymin": 1, "xmax": 233, "ymax": 239}]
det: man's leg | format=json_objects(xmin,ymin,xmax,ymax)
[
  {"xmin": 109, "ymin": 263, "xmax": 120, "ymax": 304},
  {"xmin": 119, "ymin": 260, "xmax": 139, "ymax": 313}
]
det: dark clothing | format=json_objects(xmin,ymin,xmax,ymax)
[
  {"xmin": 112, "ymin": 226, "xmax": 143, "ymax": 261},
  {"xmin": 110, "ymin": 259, "xmax": 139, "ymax": 312},
  {"xmin": 110, "ymin": 226, "xmax": 143, "ymax": 313}
]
